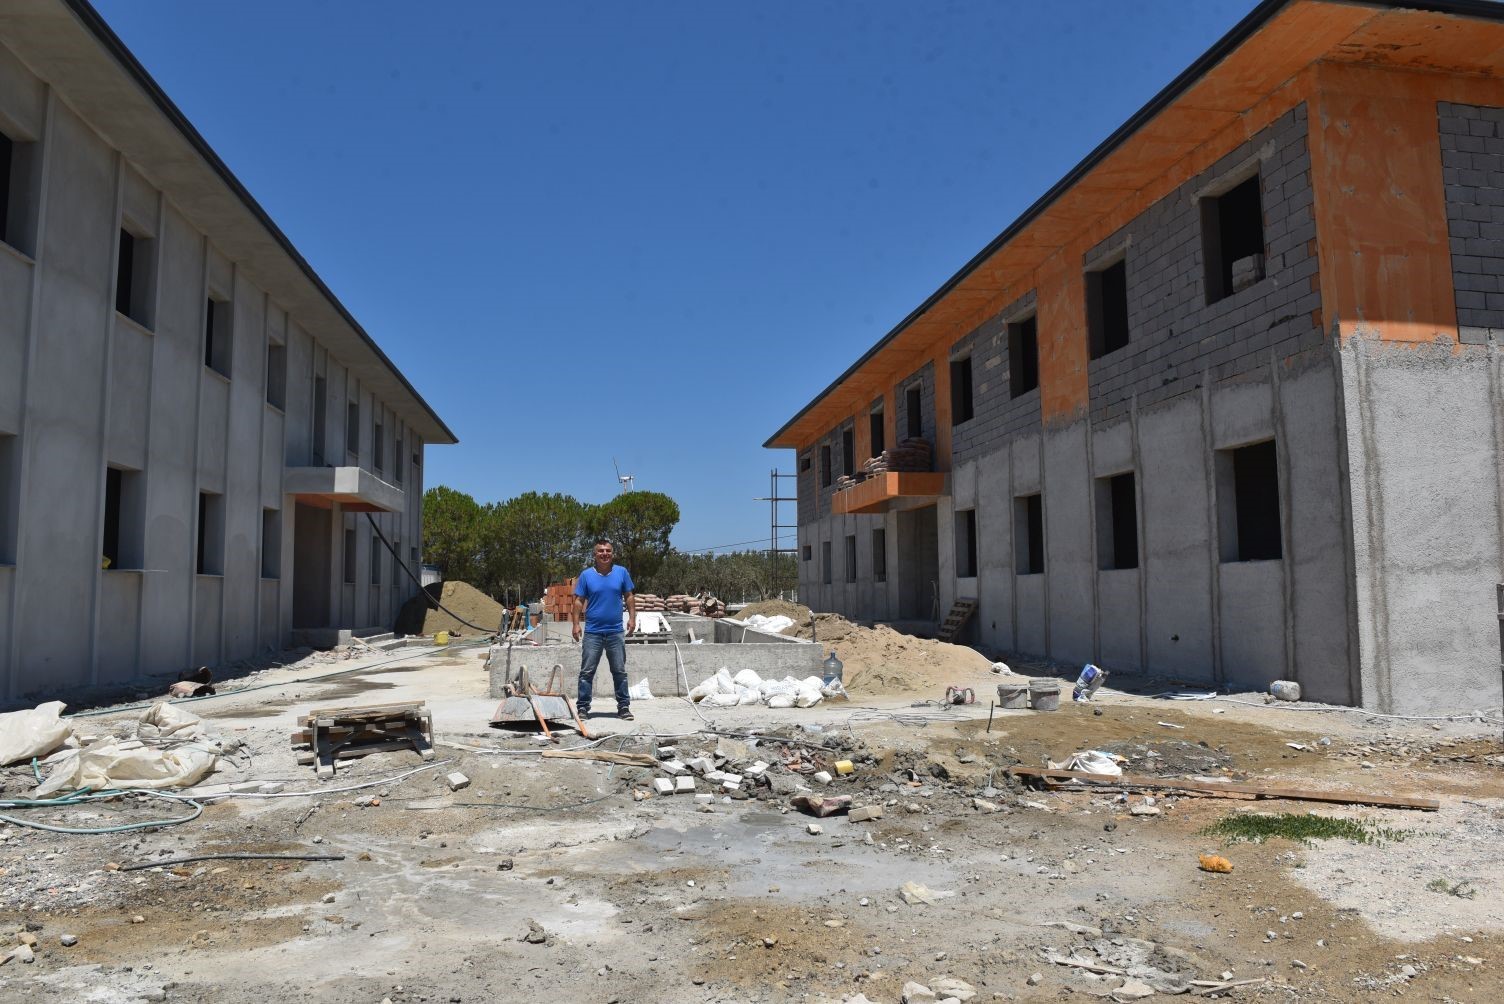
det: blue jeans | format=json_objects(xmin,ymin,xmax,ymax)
[{"xmin": 578, "ymin": 631, "xmax": 629, "ymax": 712}]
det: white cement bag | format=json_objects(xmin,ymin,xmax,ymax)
[
  {"xmin": 0, "ymin": 701, "xmax": 72, "ymax": 767},
  {"xmin": 800, "ymin": 676, "xmax": 825, "ymax": 691},
  {"xmin": 736, "ymin": 686, "xmax": 761, "ymax": 706},
  {"xmin": 744, "ymin": 614, "xmax": 795, "ymax": 633},
  {"xmin": 628, "ymin": 678, "xmax": 655, "ymax": 700},
  {"xmin": 688, "ymin": 681, "xmax": 715, "ymax": 702},
  {"xmin": 137, "ymin": 702, "xmax": 205, "ymax": 741},
  {"xmin": 713, "ymin": 667, "xmax": 737, "ymax": 694},
  {"xmin": 795, "ymin": 687, "xmax": 824, "ymax": 708},
  {"xmin": 703, "ymin": 692, "xmax": 741, "ymax": 708},
  {"xmin": 1047, "ymin": 750, "xmax": 1123, "ymax": 777},
  {"xmin": 766, "ymin": 693, "xmax": 797, "ymax": 709},
  {"xmin": 732, "ymin": 668, "xmax": 764, "ymax": 690},
  {"xmin": 36, "ymin": 740, "xmax": 217, "ymax": 798}
]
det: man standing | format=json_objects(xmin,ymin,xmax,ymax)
[{"xmin": 573, "ymin": 537, "xmax": 638, "ymax": 720}]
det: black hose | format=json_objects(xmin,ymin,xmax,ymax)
[{"xmin": 365, "ymin": 513, "xmax": 496, "ymax": 634}]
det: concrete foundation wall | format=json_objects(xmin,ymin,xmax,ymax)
[{"xmin": 0, "ymin": 37, "xmax": 430, "ymax": 701}]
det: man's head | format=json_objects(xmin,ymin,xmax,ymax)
[{"xmin": 592, "ymin": 538, "xmax": 614, "ymax": 568}]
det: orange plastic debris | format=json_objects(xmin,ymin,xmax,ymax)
[{"xmin": 1198, "ymin": 854, "xmax": 1234, "ymax": 873}]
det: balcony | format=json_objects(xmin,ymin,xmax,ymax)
[
  {"xmin": 830, "ymin": 472, "xmax": 949, "ymax": 515},
  {"xmin": 285, "ymin": 466, "xmax": 404, "ymax": 513}
]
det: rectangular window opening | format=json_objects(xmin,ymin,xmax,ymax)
[
  {"xmin": 905, "ymin": 385, "xmax": 923, "ymax": 439},
  {"xmin": 116, "ymin": 228, "xmax": 156, "ymax": 328},
  {"xmin": 197, "ymin": 491, "xmax": 224, "ymax": 575},
  {"xmin": 872, "ymin": 528, "xmax": 887, "ymax": 583},
  {"xmin": 1095, "ymin": 472, "xmax": 1139, "ymax": 571},
  {"xmin": 800, "ymin": 455, "xmax": 811, "ymax": 473},
  {"xmin": 394, "ymin": 436, "xmax": 405, "ymax": 485},
  {"xmin": 1008, "ymin": 314, "xmax": 1039, "ymax": 398},
  {"xmin": 311, "ymin": 376, "xmax": 328, "ymax": 465},
  {"xmin": 265, "ymin": 343, "xmax": 286, "ymax": 409},
  {"xmin": 845, "ymin": 534, "xmax": 857, "ymax": 583},
  {"xmin": 869, "ymin": 409, "xmax": 884, "ymax": 457},
  {"xmin": 1086, "ymin": 258, "xmax": 1129, "ymax": 359},
  {"xmin": 1, "ymin": 128, "xmax": 41, "ymax": 256},
  {"xmin": 346, "ymin": 400, "xmax": 360, "ymax": 456},
  {"xmin": 344, "ymin": 527, "xmax": 357, "ymax": 584},
  {"xmin": 1202, "ymin": 173, "xmax": 1265, "ymax": 304},
  {"xmin": 1219, "ymin": 439, "xmax": 1282, "ymax": 562},
  {"xmin": 204, "ymin": 296, "xmax": 232, "ymax": 377},
  {"xmin": 950, "ymin": 356, "xmax": 974, "ymax": 425},
  {"xmin": 371, "ymin": 532, "xmax": 382, "ymax": 584},
  {"xmin": 820, "ymin": 445, "xmax": 832, "ymax": 487},
  {"xmin": 802, "ymin": 544, "xmax": 812, "ymax": 562},
  {"xmin": 373, "ymin": 420, "xmax": 385, "ymax": 474},
  {"xmin": 841, "ymin": 428, "xmax": 854, "ymax": 477},
  {"xmin": 1014, "ymin": 493, "xmax": 1043, "ymax": 576},
  {"xmin": 821, "ymin": 540, "xmax": 832, "ymax": 585},
  {"xmin": 101, "ymin": 466, "xmax": 143, "ymax": 571},
  {"xmin": 261, "ymin": 508, "xmax": 281, "ymax": 579},
  {"xmin": 0, "ymin": 433, "xmax": 18, "ymax": 564},
  {"xmin": 955, "ymin": 508, "xmax": 978, "ymax": 578}
]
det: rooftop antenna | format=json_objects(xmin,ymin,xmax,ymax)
[{"xmin": 613, "ymin": 457, "xmax": 635, "ymax": 494}]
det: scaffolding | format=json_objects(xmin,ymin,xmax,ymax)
[{"xmin": 754, "ymin": 469, "xmax": 798, "ymax": 600}]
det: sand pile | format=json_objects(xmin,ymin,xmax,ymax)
[
  {"xmin": 733, "ymin": 599, "xmax": 813, "ymax": 625},
  {"xmin": 789, "ymin": 611, "xmax": 993, "ymax": 695},
  {"xmin": 395, "ymin": 581, "xmax": 504, "ymax": 637}
]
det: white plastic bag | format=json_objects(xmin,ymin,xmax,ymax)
[
  {"xmin": 0, "ymin": 701, "xmax": 72, "ymax": 766},
  {"xmin": 732, "ymin": 668, "xmax": 764, "ymax": 690},
  {"xmin": 736, "ymin": 686, "xmax": 760, "ymax": 706},
  {"xmin": 628, "ymin": 678, "xmax": 655, "ymax": 701},
  {"xmin": 795, "ymin": 687, "xmax": 824, "ymax": 708},
  {"xmin": 137, "ymin": 702, "xmax": 205, "ymax": 741},
  {"xmin": 713, "ymin": 667, "xmax": 737, "ymax": 694},
  {"xmin": 36, "ymin": 741, "xmax": 217, "ymax": 797},
  {"xmin": 766, "ymin": 693, "xmax": 797, "ymax": 709},
  {"xmin": 1047, "ymin": 750, "xmax": 1123, "ymax": 776}
]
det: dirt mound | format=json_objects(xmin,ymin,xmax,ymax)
[
  {"xmin": 787, "ymin": 611, "xmax": 994, "ymax": 695},
  {"xmin": 732, "ymin": 599, "xmax": 812, "ymax": 624},
  {"xmin": 395, "ymin": 580, "xmax": 504, "ymax": 637}
]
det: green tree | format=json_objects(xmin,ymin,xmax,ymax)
[
  {"xmin": 492, "ymin": 491, "xmax": 591, "ymax": 599},
  {"xmin": 421, "ymin": 486, "xmax": 484, "ymax": 583},
  {"xmin": 588, "ymin": 490, "xmax": 680, "ymax": 584}
]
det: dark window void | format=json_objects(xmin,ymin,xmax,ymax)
[
  {"xmin": 800, "ymin": 455, "xmax": 811, "ymax": 472},
  {"xmin": 197, "ymin": 492, "xmax": 224, "ymax": 575},
  {"xmin": 266, "ymin": 343, "xmax": 286, "ymax": 409},
  {"xmin": 1015, "ymin": 494, "xmax": 1043, "ymax": 575},
  {"xmin": 1, "ymin": 129, "xmax": 38, "ymax": 256},
  {"xmin": 1202, "ymin": 173, "xmax": 1265, "ymax": 304},
  {"xmin": 0, "ymin": 433, "xmax": 17, "ymax": 564},
  {"xmin": 346, "ymin": 401, "xmax": 360, "ymax": 455},
  {"xmin": 1096, "ymin": 472, "xmax": 1139, "ymax": 571},
  {"xmin": 373, "ymin": 421, "xmax": 385, "ymax": 473},
  {"xmin": 820, "ymin": 445, "xmax": 832, "ymax": 487},
  {"xmin": 951, "ymin": 356, "xmax": 974, "ymax": 425},
  {"xmin": 0, "ymin": 131, "xmax": 11, "ymax": 243},
  {"xmin": 1009, "ymin": 314, "xmax": 1039, "ymax": 397},
  {"xmin": 204, "ymin": 297, "xmax": 232, "ymax": 378},
  {"xmin": 802, "ymin": 544, "xmax": 812, "ymax": 562},
  {"xmin": 394, "ymin": 437, "xmax": 405, "ymax": 485},
  {"xmin": 344, "ymin": 527, "xmax": 357, "ymax": 584},
  {"xmin": 115, "ymin": 231, "xmax": 133, "ymax": 316},
  {"xmin": 102, "ymin": 467, "xmax": 123, "ymax": 570},
  {"xmin": 262, "ymin": 509, "xmax": 281, "ymax": 578},
  {"xmin": 312, "ymin": 377, "xmax": 327, "ymax": 464},
  {"xmin": 1087, "ymin": 258, "xmax": 1129, "ymax": 359},
  {"xmin": 845, "ymin": 534, "xmax": 857, "ymax": 583},
  {"xmin": 116, "ymin": 229, "xmax": 155, "ymax": 327},
  {"xmin": 371, "ymin": 532, "xmax": 382, "ymax": 584},
  {"xmin": 1222, "ymin": 440, "xmax": 1282, "ymax": 561},
  {"xmin": 870, "ymin": 410, "xmax": 884, "ymax": 457},
  {"xmin": 392, "ymin": 537, "xmax": 402, "ymax": 589},
  {"xmin": 841, "ymin": 428, "xmax": 854, "ymax": 476},
  {"xmin": 821, "ymin": 540, "xmax": 832, "ymax": 584},
  {"xmin": 956, "ymin": 508, "xmax": 978, "ymax": 578},
  {"xmin": 906, "ymin": 385, "xmax": 922, "ymax": 439},
  {"xmin": 872, "ymin": 528, "xmax": 886, "ymax": 582}
]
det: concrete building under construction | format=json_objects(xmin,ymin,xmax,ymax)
[
  {"xmin": 767, "ymin": 0, "xmax": 1504, "ymax": 714},
  {"xmin": 0, "ymin": 0, "xmax": 455, "ymax": 701}
]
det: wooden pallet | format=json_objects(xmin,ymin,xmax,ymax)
[
  {"xmin": 936, "ymin": 598, "xmax": 978, "ymax": 643},
  {"xmin": 290, "ymin": 701, "xmax": 434, "ymax": 778}
]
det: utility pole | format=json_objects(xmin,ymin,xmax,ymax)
[{"xmin": 754, "ymin": 469, "xmax": 797, "ymax": 600}]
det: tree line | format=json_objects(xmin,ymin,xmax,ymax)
[{"xmin": 421, "ymin": 486, "xmax": 795, "ymax": 605}]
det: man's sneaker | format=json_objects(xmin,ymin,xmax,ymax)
[
  {"xmin": 577, "ymin": 708, "xmax": 591, "ymax": 719},
  {"xmin": 618, "ymin": 708, "xmax": 635, "ymax": 721}
]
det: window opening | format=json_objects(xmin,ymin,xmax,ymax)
[
  {"xmin": 1087, "ymin": 258, "xmax": 1129, "ymax": 359},
  {"xmin": 1202, "ymin": 173, "xmax": 1265, "ymax": 304},
  {"xmin": 905, "ymin": 385, "xmax": 923, "ymax": 439},
  {"xmin": 872, "ymin": 528, "xmax": 887, "ymax": 582},
  {"xmin": 951, "ymin": 356, "xmax": 974, "ymax": 425},
  {"xmin": 1009, "ymin": 314, "xmax": 1039, "ymax": 397},
  {"xmin": 870, "ymin": 409, "xmax": 884, "ymax": 457},
  {"xmin": 266, "ymin": 343, "xmax": 286, "ymax": 409},
  {"xmin": 1096, "ymin": 472, "xmax": 1138, "ymax": 570},
  {"xmin": 1220, "ymin": 440, "xmax": 1282, "ymax": 561},
  {"xmin": 1015, "ymin": 493, "xmax": 1043, "ymax": 575},
  {"xmin": 197, "ymin": 492, "xmax": 224, "ymax": 575}
]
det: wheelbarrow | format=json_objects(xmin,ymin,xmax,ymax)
[{"xmin": 490, "ymin": 660, "xmax": 590, "ymax": 743}]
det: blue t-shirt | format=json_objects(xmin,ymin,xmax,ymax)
[{"xmin": 574, "ymin": 565, "xmax": 635, "ymax": 635}]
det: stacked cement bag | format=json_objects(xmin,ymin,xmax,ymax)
[{"xmin": 687, "ymin": 666, "xmax": 837, "ymax": 709}]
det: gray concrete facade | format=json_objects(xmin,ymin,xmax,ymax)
[{"xmin": 0, "ymin": 4, "xmax": 454, "ymax": 701}]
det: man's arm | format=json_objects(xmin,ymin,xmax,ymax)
[
  {"xmin": 572, "ymin": 592, "xmax": 585, "ymax": 641},
  {"xmin": 624, "ymin": 591, "xmax": 636, "ymax": 635}
]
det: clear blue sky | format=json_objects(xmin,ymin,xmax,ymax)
[{"xmin": 94, "ymin": 0, "xmax": 1257, "ymax": 553}]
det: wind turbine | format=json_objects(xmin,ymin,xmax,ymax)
[{"xmin": 613, "ymin": 458, "xmax": 635, "ymax": 494}]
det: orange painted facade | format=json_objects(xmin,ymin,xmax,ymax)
[{"xmin": 769, "ymin": 0, "xmax": 1504, "ymax": 465}]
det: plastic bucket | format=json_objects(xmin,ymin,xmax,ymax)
[
  {"xmin": 1029, "ymin": 679, "xmax": 1061, "ymax": 712},
  {"xmin": 997, "ymin": 683, "xmax": 1029, "ymax": 710},
  {"xmin": 434, "ymin": 630, "xmax": 450, "ymax": 646}
]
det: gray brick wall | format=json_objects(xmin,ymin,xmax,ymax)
[
  {"xmin": 1440, "ymin": 102, "xmax": 1504, "ymax": 344},
  {"xmin": 952, "ymin": 289, "xmax": 1040, "ymax": 464},
  {"xmin": 895, "ymin": 361, "xmax": 936, "ymax": 450},
  {"xmin": 1084, "ymin": 104, "xmax": 1321, "ymax": 424}
]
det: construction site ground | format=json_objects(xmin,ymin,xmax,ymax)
[{"xmin": 2, "ymin": 638, "xmax": 1502, "ymax": 1003}]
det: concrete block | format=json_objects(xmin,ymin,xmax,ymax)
[
  {"xmin": 687, "ymin": 757, "xmax": 715, "ymax": 775},
  {"xmin": 660, "ymin": 759, "xmax": 688, "ymax": 776},
  {"xmin": 722, "ymin": 779, "xmax": 742, "ymax": 792},
  {"xmin": 656, "ymin": 746, "xmax": 677, "ymax": 759},
  {"xmin": 444, "ymin": 772, "xmax": 470, "ymax": 791},
  {"xmin": 811, "ymin": 771, "xmax": 833, "ymax": 786},
  {"xmin": 694, "ymin": 793, "xmax": 714, "ymax": 805},
  {"xmin": 704, "ymin": 770, "xmax": 728, "ymax": 784},
  {"xmin": 652, "ymin": 777, "xmax": 674, "ymax": 796},
  {"xmin": 744, "ymin": 761, "xmax": 768, "ymax": 778},
  {"xmin": 848, "ymin": 805, "xmax": 884, "ymax": 823},
  {"xmin": 675, "ymin": 776, "xmax": 696, "ymax": 794},
  {"xmin": 719, "ymin": 773, "xmax": 743, "ymax": 786}
]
